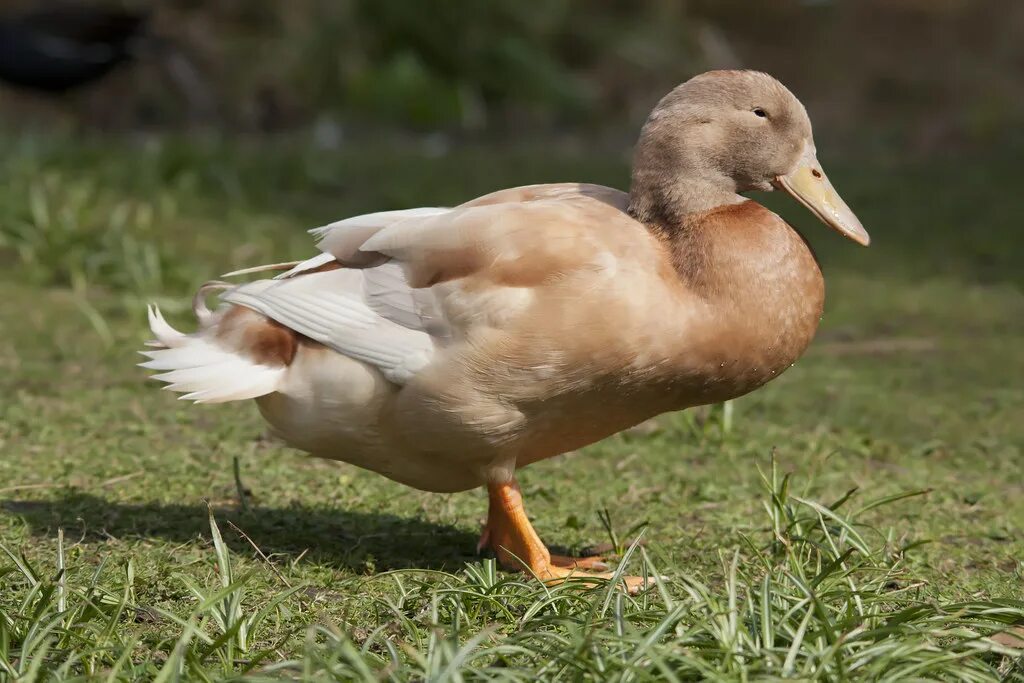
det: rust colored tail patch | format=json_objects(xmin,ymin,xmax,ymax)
[{"xmin": 215, "ymin": 305, "xmax": 300, "ymax": 366}]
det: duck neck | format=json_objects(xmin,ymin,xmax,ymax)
[
  {"xmin": 627, "ymin": 170, "xmax": 744, "ymax": 296},
  {"xmin": 628, "ymin": 176, "xmax": 743, "ymax": 232},
  {"xmin": 626, "ymin": 149, "xmax": 743, "ymax": 233}
]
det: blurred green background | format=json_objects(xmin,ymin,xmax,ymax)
[{"xmin": 3, "ymin": 0, "xmax": 1023, "ymax": 152}]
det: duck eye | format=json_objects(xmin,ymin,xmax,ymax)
[{"xmin": 753, "ymin": 108, "xmax": 768, "ymax": 118}]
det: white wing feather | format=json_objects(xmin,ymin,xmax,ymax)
[
  {"xmin": 310, "ymin": 207, "xmax": 449, "ymax": 265},
  {"xmin": 363, "ymin": 262, "xmax": 450, "ymax": 338},
  {"xmin": 222, "ymin": 269, "xmax": 437, "ymax": 384}
]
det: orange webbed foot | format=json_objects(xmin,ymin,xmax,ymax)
[
  {"xmin": 549, "ymin": 553, "xmax": 610, "ymax": 572},
  {"xmin": 481, "ymin": 478, "xmax": 651, "ymax": 594},
  {"xmin": 537, "ymin": 564, "xmax": 652, "ymax": 594}
]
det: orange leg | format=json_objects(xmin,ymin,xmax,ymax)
[{"xmin": 479, "ymin": 478, "xmax": 648, "ymax": 592}]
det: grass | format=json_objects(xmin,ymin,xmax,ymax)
[{"xmin": 1, "ymin": 132, "xmax": 1022, "ymax": 679}]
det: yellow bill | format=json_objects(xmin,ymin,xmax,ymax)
[{"xmin": 774, "ymin": 144, "xmax": 870, "ymax": 246}]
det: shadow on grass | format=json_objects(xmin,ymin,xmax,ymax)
[{"xmin": 2, "ymin": 493, "xmax": 480, "ymax": 573}]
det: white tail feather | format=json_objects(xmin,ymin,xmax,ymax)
[
  {"xmin": 221, "ymin": 261, "xmax": 303, "ymax": 278},
  {"xmin": 141, "ymin": 304, "xmax": 284, "ymax": 404},
  {"xmin": 275, "ymin": 252, "xmax": 337, "ymax": 279},
  {"xmin": 147, "ymin": 305, "xmax": 188, "ymax": 348}
]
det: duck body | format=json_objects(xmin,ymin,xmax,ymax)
[
  {"xmin": 142, "ymin": 71, "xmax": 862, "ymax": 588},
  {"xmin": 153, "ymin": 182, "xmax": 823, "ymax": 493}
]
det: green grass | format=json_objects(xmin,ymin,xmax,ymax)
[{"xmin": 1, "ymin": 134, "xmax": 1022, "ymax": 680}]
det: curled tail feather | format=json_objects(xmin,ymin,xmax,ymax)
[{"xmin": 192, "ymin": 280, "xmax": 233, "ymax": 327}]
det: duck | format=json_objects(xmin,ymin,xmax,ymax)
[{"xmin": 141, "ymin": 70, "xmax": 868, "ymax": 590}]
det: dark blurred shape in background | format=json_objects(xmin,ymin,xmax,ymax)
[
  {"xmin": 0, "ymin": 0, "xmax": 1022, "ymax": 152},
  {"xmin": 0, "ymin": 2, "xmax": 146, "ymax": 92}
]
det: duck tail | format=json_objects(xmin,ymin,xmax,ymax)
[{"xmin": 139, "ymin": 296, "xmax": 286, "ymax": 404}]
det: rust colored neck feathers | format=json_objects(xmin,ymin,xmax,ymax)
[{"xmin": 633, "ymin": 201, "xmax": 769, "ymax": 295}]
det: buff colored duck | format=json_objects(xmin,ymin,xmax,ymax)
[{"xmin": 141, "ymin": 70, "xmax": 868, "ymax": 590}]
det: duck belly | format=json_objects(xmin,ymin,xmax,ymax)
[{"xmin": 255, "ymin": 344, "xmax": 488, "ymax": 493}]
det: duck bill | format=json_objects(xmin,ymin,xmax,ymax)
[{"xmin": 774, "ymin": 146, "xmax": 870, "ymax": 246}]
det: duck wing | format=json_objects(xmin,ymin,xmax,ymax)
[{"xmin": 220, "ymin": 183, "xmax": 635, "ymax": 385}]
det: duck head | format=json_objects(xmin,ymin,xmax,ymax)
[{"xmin": 629, "ymin": 70, "xmax": 869, "ymax": 246}]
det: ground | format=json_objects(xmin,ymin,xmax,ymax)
[{"xmin": 1, "ymin": 135, "xmax": 1022, "ymax": 679}]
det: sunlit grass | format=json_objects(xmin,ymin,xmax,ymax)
[{"xmin": 2, "ymin": 458, "xmax": 1020, "ymax": 680}]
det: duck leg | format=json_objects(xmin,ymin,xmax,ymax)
[{"xmin": 479, "ymin": 478, "xmax": 647, "ymax": 592}]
